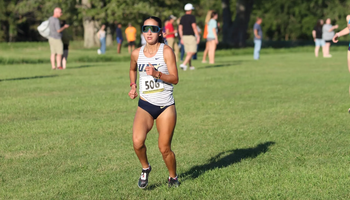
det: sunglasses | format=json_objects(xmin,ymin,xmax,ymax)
[{"xmin": 142, "ymin": 25, "xmax": 161, "ymax": 33}]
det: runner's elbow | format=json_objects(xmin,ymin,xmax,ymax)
[{"xmin": 173, "ymin": 77, "xmax": 179, "ymax": 85}]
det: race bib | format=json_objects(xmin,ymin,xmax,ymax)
[{"xmin": 140, "ymin": 76, "xmax": 164, "ymax": 94}]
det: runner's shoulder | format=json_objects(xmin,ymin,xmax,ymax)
[{"xmin": 131, "ymin": 47, "xmax": 141, "ymax": 60}]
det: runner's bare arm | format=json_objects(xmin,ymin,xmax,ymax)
[
  {"xmin": 161, "ymin": 46, "xmax": 178, "ymax": 85},
  {"xmin": 129, "ymin": 48, "xmax": 140, "ymax": 99},
  {"xmin": 333, "ymin": 27, "xmax": 350, "ymax": 43}
]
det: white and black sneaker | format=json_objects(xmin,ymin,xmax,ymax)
[
  {"xmin": 168, "ymin": 176, "xmax": 180, "ymax": 188},
  {"xmin": 138, "ymin": 165, "xmax": 151, "ymax": 189},
  {"xmin": 180, "ymin": 64, "xmax": 188, "ymax": 71}
]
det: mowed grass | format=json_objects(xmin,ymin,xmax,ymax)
[{"xmin": 1, "ymin": 44, "xmax": 350, "ymax": 199}]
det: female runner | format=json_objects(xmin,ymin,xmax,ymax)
[
  {"xmin": 332, "ymin": 15, "xmax": 350, "ymax": 112},
  {"xmin": 128, "ymin": 16, "xmax": 179, "ymax": 188}
]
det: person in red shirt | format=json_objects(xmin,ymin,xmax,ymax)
[{"xmin": 165, "ymin": 15, "xmax": 179, "ymax": 61}]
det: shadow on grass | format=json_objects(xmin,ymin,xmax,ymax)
[
  {"xmin": 0, "ymin": 74, "xmax": 59, "ymax": 82},
  {"xmin": 146, "ymin": 141, "xmax": 275, "ymax": 190},
  {"xmin": 200, "ymin": 61, "xmax": 242, "ymax": 69},
  {"xmin": 179, "ymin": 141, "xmax": 275, "ymax": 181},
  {"xmin": 68, "ymin": 64, "xmax": 95, "ymax": 69}
]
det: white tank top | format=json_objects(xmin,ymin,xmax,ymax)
[{"xmin": 137, "ymin": 43, "xmax": 175, "ymax": 106}]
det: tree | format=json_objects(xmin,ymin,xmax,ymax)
[
  {"xmin": 222, "ymin": 0, "xmax": 254, "ymax": 47},
  {"xmin": 80, "ymin": 0, "xmax": 99, "ymax": 48}
]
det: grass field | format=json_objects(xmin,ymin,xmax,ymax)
[{"xmin": 1, "ymin": 42, "xmax": 350, "ymax": 199}]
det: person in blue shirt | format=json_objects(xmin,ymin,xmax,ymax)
[
  {"xmin": 116, "ymin": 23, "xmax": 123, "ymax": 54},
  {"xmin": 253, "ymin": 17, "xmax": 263, "ymax": 60},
  {"xmin": 206, "ymin": 11, "xmax": 218, "ymax": 64},
  {"xmin": 332, "ymin": 15, "xmax": 350, "ymax": 112}
]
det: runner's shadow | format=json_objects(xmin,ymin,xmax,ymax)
[
  {"xmin": 69, "ymin": 65, "xmax": 94, "ymax": 69},
  {"xmin": 145, "ymin": 141, "xmax": 275, "ymax": 190},
  {"xmin": 0, "ymin": 74, "xmax": 59, "ymax": 82},
  {"xmin": 200, "ymin": 61, "xmax": 242, "ymax": 69},
  {"xmin": 179, "ymin": 141, "xmax": 275, "ymax": 181}
]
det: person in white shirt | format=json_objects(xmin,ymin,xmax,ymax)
[{"xmin": 97, "ymin": 25, "xmax": 106, "ymax": 54}]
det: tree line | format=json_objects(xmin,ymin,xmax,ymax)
[{"xmin": 0, "ymin": 0, "xmax": 349, "ymax": 46}]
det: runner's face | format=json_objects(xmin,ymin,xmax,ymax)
[{"xmin": 143, "ymin": 19, "xmax": 160, "ymax": 45}]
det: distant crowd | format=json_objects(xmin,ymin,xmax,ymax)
[
  {"xmin": 312, "ymin": 18, "xmax": 338, "ymax": 58},
  {"xmin": 45, "ymin": 4, "xmax": 266, "ymax": 70}
]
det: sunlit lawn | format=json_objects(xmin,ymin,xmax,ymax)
[{"xmin": 1, "ymin": 43, "xmax": 350, "ymax": 199}]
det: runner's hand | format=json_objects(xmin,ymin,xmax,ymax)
[
  {"xmin": 332, "ymin": 34, "xmax": 339, "ymax": 43},
  {"xmin": 145, "ymin": 63, "xmax": 157, "ymax": 77},
  {"xmin": 128, "ymin": 86, "xmax": 138, "ymax": 99}
]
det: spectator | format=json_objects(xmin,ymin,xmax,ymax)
[
  {"xmin": 323, "ymin": 18, "xmax": 338, "ymax": 58},
  {"xmin": 163, "ymin": 19, "xmax": 169, "ymax": 45},
  {"xmin": 312, "ymin": 19, "xmax": 325, "ymax": 58},
  {"xmin": 125, "ymin": 23, "xmax": 137, "ymax": 54},
  {"xmin": 192, "ymin": 25, "xmax": 201, "ymax": 60},
  {"xmin": 253, "ymin": 17, "xmax": 263, "ymax": 60},
  {"xmin": 176, "ymin": 17, "xmax": 185, "ymax": 61},
  {"xmin": 116, "ymin": 23, "xmax": 123, "ymax": 54},
  {"xmin": 60, "ymin": 20, "xmax": 71, "ymax": 69},
  {"xmin": 97, "ymin": 24, "xmax": 106, "ymax": 54},
  {"xmin": 179, "ymin": 3, "xmax": 200, "ymax": 71},
  {"xmin": 202, "ymin": 10, "xmax": 213, "ymax": 63},
  {"xmin": 206, "ymin": 11, "xmax": 219, "ymax": 64},
  {"xmin": 48, "ymin": 7, "xmax": 69, "ymax": 70},
  {"xmin": 165, "ymin": 15, "xmax": 179, "ymax": 61}
]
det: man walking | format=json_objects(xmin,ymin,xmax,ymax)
[
  {"xmin": 116, "ymin": 23, "xmax": 123, "ymax": 54},
  {"xmin": 179, "ymin": 3, "xmax": 200, "ymax": 70},
  {"xmin": 48, "ymin": 7, "xmax": 69, "ymax": 70},
  {"xmin": 253, "ymin": 17, "xmax": 262, "ymax": 60},
  {"xmin": 125, "ymin": 23, "xmax": 137, "ymax": 54}
]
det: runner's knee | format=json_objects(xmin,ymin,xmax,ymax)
[
  {"xmin": 159, "ymin": 146, "xmax": 172, "ymax": 157},
  {"xmin": 133, "ymin": 136, "xmax": 145, "ymax": 150}
]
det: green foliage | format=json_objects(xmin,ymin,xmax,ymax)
[
  {"xmin": 251, "ymin": 0, "xmax": 350, "ymax": 40},
  {"xmin": 1, "ymin": 0, "xmax": 350, "ymax": 42}
]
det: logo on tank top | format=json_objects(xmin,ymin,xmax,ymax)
[{"xmin": 138, "ymin": 63, "xmax": 161, "ymax": 72}]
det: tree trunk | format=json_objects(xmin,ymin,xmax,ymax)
[
  {"xmin": 231, "ymin": 0, "xmax": 254, "ymax": 47},
  {"xmin": 222, "ymin": 0, "xmax": 254, "ymax": 47},
  {"xmin": 83, "ymin": 18, "xmax": 97, "ymax": 48},
  {"xmin": 82, "ymin": 0, "xmax": 96, "ymax": 48},
  {"xmin": 106, "ymin": 27, "xmax": 113, "ymax": 46},
  {"xmin": 221, "ymin": 0, "xmax": 233, "ymax": 45}
]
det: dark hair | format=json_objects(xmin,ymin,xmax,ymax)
[
  {"xmin": 211, "ymin": 11, "xmax": 217, "ymax": 19},
  {"xmin": 316, "ymin": 19, "xmax": 323, "ymax": 27},
  {"xmin": 144, "ymin": 16, "xmax": 164, "ymax": 43},
  {"xmin": 61, "ymin": 20, "xmax": 66, "ymax": 27}
]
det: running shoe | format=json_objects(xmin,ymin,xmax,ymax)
[
  {"xmin": 189, "ymin": 66, "xmax": 195, "ymax": 70},
  {"xmin": 138, "ymin": 166, "xmax": 151, "ymax": 189},
  {"xmin": 180, "ymin": 64, "xmax": 188, "ymax": 71},
  {"xmin": 168, "ymin": 176, "xmax": 180, "ymax": 188}
]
